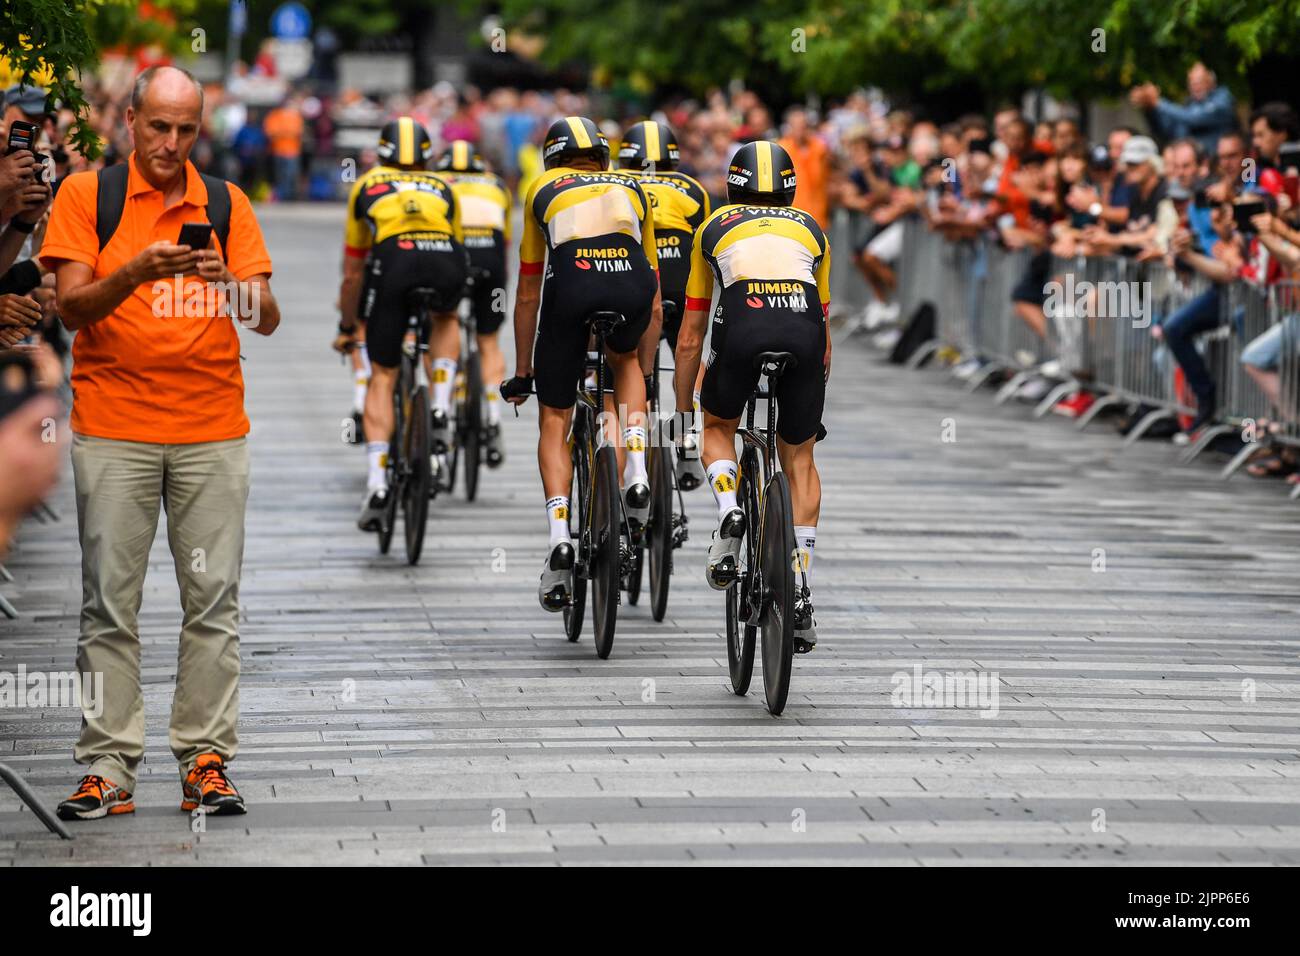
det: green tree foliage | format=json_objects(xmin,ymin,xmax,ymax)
[{"xmin": 491, "ymin": 0, "xmax": 1300, "ymax": 102}]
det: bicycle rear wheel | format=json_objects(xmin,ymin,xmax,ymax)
[
  {"xmin": 726, "ymin": 448, "xmax": 761, "ymax": 695},
  {"xmin": 647, "ymin": 440, "xmax": 673, "ymax": 622},
  {"xmin": 759, "ymin": 470, "xmax": 796, "ymax": 715},
  {"xmin": 591, "ymin": 445, "xmax": 621, "ymax": 659},
  {"xmin": 564, "ymin": 435, "xmax": 589, "ymax": 643},
  {"xmin": 377, "ymin": 371, "xmax": 406, "ymax": 556},
  {"xmin": 403, "ymin": 384, "xmax": 432, "ymax": 565},
  {"xmin": 462, "ymin": 349, "xmax": 483, "ymax": 502}
]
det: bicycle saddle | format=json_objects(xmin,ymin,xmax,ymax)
[
  {"xmin": 754, "ymin": 351, "xmax": 798, "ymax": 375},
  {"xmin": 405, "ymin": 286, "xmax": 458, "ymax": 314},
  {"xmin": 586, "ymin": 310, "xmax": 626, "ymax": 334}
]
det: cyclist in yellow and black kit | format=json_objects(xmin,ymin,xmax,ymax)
[
  {"xmin": 500, "ymin": 116, "xmax": 663, "ymax": 611},
  {"xmin": 674, "ymin": 140, "xmax": 831, "ymax": 649},
  {"xmin": 434, "ymin": 140, "xmax": 511, "ymax": 466},
  {"xmin": 335, "ymin": 117, "xmax": 467, "ymax": 531},
  {"xmin": 617, "ymin": 119, "xmax": 711, "ymax": 490}
]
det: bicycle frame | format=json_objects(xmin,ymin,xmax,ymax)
[{"xmin": 735, "ymin": 379, "xmax": 781, "ymax": 629}]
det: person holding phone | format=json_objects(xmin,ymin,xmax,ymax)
[{"xmin": 38, "ymin": 65, "xmax": 279, "ymax": 822}]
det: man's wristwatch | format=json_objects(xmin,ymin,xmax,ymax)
[{"xmin": 337, "ymin": 320, "xmax": 356, "ymax": 334}]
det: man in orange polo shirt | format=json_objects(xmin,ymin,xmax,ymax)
[
  {"xmin": 39, "ymin": 65, "xmax": 280, "ymax": 821},
  {"xmin": 778, "ymin": 106, "xmax": 832, "ymax": 229}
]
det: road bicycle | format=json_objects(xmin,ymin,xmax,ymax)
[
  {"xmin": 724, "ymin": 351, "xmax": 801, "ymax": 715},
  {"xmin": 624, "ymin": 300, "xmax": 689, "ymax": 621},
  {"xmin": 564, "ymin": 310, "xmax": 634, "ymax": 659},
  {"xmin": 446, "ymin": 267, "xmax": 494, "ymax": 502},
  {"xmin": 373, "ymin": 286, "xmax": 456, "ymax": 564}
]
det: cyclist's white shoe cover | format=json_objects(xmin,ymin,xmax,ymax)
[
  {"xmin": 705, "ymin": 507, "xmax": 745, "ymax": 590},
  {"xmin": 539, "ymin": 541, "xmax": 575, "ymax": 611}
]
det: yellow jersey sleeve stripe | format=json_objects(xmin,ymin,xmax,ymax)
[{"xmin": 567, "ymin": 117, "xmax": 592, "ymax": 149}]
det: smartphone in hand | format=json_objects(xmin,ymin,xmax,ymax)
[
  {"xmin": 177, "ymin": 222, "xmax": 214, "ymax": 250},
  {"xmin": 4, "ymin": 120, "xmax": 37, "ymax": 157}
]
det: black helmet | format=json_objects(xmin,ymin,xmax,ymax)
[
  {"xmin": 435, "ymin": 140, "xmax": 487, "ymax": 173},
  {"xmin": 377, "ymin": 117, "xmax": 434, "ymax": 168},
  {"xmin": 542, "ymin": 116, "xmax": 609, "ymax": 170},
  {"xmin": 726, "ymin": 140, "xmax": 797, "ymax": 206},
  {"xmin": 618, "ymin": 120, "xmax": 679, "ymax": 171}
]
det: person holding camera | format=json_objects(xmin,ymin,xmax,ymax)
[{"xmin": 38, "ymin": 65, "xmax": 279, "ymax": 821}]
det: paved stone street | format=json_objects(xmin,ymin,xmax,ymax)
[{"xmin": 2, "ymin": 205, "xmax": 1298, "ymax": 865}]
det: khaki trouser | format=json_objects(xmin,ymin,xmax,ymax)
[{"xmin": 71, "ymin": 434, "xmax": 249, "ymax": 794}]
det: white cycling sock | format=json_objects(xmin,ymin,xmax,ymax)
[
  {"xmin": 794, "ymin": 525, "xmax": 816, "ymax": 584},
  {"xmin": 352, "ymin": 376, "xmax": 369, "ymax": 414},
  {"xmin": 706, "ymin": 459, "xmax": 738, "ymax": 517},
  {"xmin": 431, "ymin": 358, "xmax": 457, "ymax": 414},
  {"xmin": 623, "ymin": 426, "xmax": 647, "ymax": 486},
  {"xmin": 546, "ymin": 495, "xmax": 571, "ymax": 548},
  {"xmin": 367, "ymin": 442, "xmax": 389, "ymax": 492},
  {"xmin": 485, "ymin": 385, "xmax": 502, "ymax": 426}
]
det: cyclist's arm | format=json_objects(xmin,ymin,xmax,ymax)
[
  {"xmin": 514, "ymin": 200, "xmax": 547, "ymax": 377},
  {"xmin": 513, "ymin": 271, "xmax": 542, "ymax": 377},
  {"xmin": 339, "ymin": 254, "xmax": 366, "ymax": 328},
  {"xmin": 674, "ymin": 232, "xmax": 712, "ymax": 413},
  {"xmin": 816, "ymin": 243, "xmax": 833, "ymax": 379}
]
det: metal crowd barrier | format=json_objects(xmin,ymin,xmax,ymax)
[{"xmin": 891, "ymin": 218, "xmax": 1300, "ymax": 493}]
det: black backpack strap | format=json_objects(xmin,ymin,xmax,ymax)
[
  {"xmin": 95, "ymin": 163, "xmax": 130, "ymax": 252},
  {"xmin": 200, "ymin": 174, "xmax": 232, "ymax": 263},
  {"xmin": 96, "ymin": 165, "xmax": 232, "ymax": 260}
]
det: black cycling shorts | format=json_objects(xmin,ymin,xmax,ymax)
[
  {"xmin": 654, "ymin": 227, "xmax": 693, "ymax": 351},
  {"xmin": 534, "ymin": 233, "xmax": 657, "ymax": 409},
  {"xmin": 361, "ymin": 233, "xmax": 468, "ymax": 368},
  {"xmin": 463, "ymin": 227, "xmax": 507, "ymax": 336},
  {"xmin": 700, "ymin": 281, "xmax": 826, "ymax": 444}
]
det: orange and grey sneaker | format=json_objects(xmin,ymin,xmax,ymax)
[
  {"xmin": 180, "ymin": 753, "xmax": 246, "ymax": 815},
  {"xmin": 56, "ymin": 774, "xmax": 135, "ymax": 821}
]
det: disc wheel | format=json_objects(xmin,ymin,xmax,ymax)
[
  {"xmin": 647, "ymin": 440, "xmax": 674, "ymax": 622},
  {"xmin": 402, "ymin": 384, "xmax": 432, "ymax": 565},
  {"xmin": 726, "ymin": 449, "xmax": 761, "ymax": 695},
  {"xmin": 591, "ymin": 445, "xmax": 622, "ymax": 659},
  {"xmin": 462, "ymin": 349, "xmax": 483, "ymax": 502},
  {"xmin": 758, "ymin": 471, "xmax": 797, "ymax": 715},
  {"xmin": 564, "ymin": 435, "xmax": 589, "ymax": 643}
]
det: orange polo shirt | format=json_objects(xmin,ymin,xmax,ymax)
[
  {"xmin": 778, "ymin": 134, "xmax": 831, "ymax": 229},
  {"xmin": 40, "ymin": 154, "xmax": 272, "ymax": 443}
]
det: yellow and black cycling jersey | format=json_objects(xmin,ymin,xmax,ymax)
[
  {"xmin": 519, "ymin": 166, "xmax": 657, "ymax": 275},
  {"xmin": 343, "ymin": 165, "xmax": 463, "ymax": 258},
  {"xmin": 683, "ymin": 204, "xmax": 831, "ymax": 317},
  {"xmin": 439, "ymin": 169, "xmax": 512, "ymax": 242},
  {"xmin": 626, "ymin": 169, "xmax": 710, "ymax": 236}
]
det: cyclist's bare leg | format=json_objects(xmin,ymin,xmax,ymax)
[
  {"xmin": 363, "ymin": 363, "xmax": 398, "ymax": 452},
  {"xmin": 607, "ymin": 347, "xmax": 649, "ymax": 492},
  {"xmin": 700, "ymin": 411, "xmax": 740, "ymax": 472},
  {"xmin": 776, "ymin": 436, "xmax": 821, "ymax": 526},
  {"xmin": 477, "ymin": 331, "xmax": 505, "ymax": 401},
  {"xmin": 538, "ymin": 404, "xmax": 575, "ymax": 499}
]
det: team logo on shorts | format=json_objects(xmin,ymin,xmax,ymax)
[
  {"xmin": 746, "ymin": 295, "xmax": 763, "ymax": 308},
  {"xmin": 397, "ymin": 239, "xmax": 414, "ymax": 249},
  {"xmin": 575, "ymin": 259, "xmax": 591, "ymax": 270}
]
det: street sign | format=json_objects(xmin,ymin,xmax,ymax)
[{"xmin": 270, "ymin": 2, "xmax": 312, "ymax": 41}]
